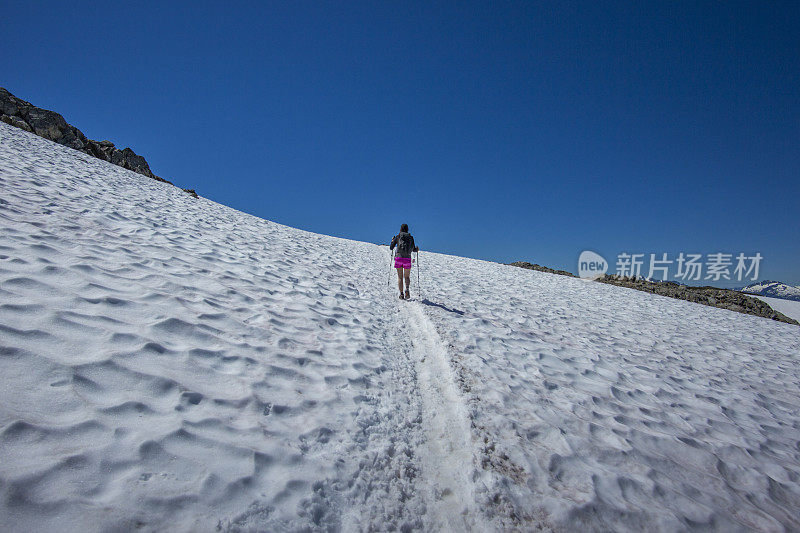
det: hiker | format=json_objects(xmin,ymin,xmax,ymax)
[{"xmin": 390, "ymin": 223, "xmax": 419, "ymax": 300}]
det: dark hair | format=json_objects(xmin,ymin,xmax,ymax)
[{"xmin": 400, "ymin": 223, "xmax": 409, "ymax": 232}]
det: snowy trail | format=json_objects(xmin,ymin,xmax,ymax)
[{"xmin": 393, "ymin": 255, "xmax": 485, "ymax": 530}]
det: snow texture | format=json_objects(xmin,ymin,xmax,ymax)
[
  {"xmin": 751, "ymin": 296, "xmax": 800, "ymax": 324},
  {"xmin": 1, "ymin": 122, "xmax": 800, "ymax": 531}
]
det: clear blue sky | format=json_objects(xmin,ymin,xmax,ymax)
[{"xmin": 2, "ymin": 1, "xmax": 798, "ymax": 286}]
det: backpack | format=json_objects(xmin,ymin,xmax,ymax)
[{"xmin": 396, "ymin": 233, "xmax": 412, "ymax": 256}]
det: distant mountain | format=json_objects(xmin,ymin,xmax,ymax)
[{"xmin": 739, "ymin": 280, "xmax": 800, "ymax": 302}]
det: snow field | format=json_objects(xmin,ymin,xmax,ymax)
[
  {"xmin": 2, "ymin": 122, "xmax": 800, "ymax": 531},
  {"xmin": 751, "ymin": 295, "xmax": 800, "ymax": 324},
  {"xmin": 417, "ymin": 252, "xmax": 800, "ymax": 530},
  {"xmin": 0, "ymin": 124, "xmax": 440, "ymax": 530}
]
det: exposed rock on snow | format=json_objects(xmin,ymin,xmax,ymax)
[
  {"xmin": 0, "ymin": 86, "xmax": 191, "ymax": 193},
  {"xmin": 0, "ymin": 114, "xmax": 32, "ymax": 132},
  {"xmin": 509, "ymin": 263, "xmax": 798, "ymax": 325},
  {"xmin": 508, "ymin": 261, "xmax": 577, "ymax": 278},
  {"xmin": 749, "ymin": 295, "xmax": 800, "ymax": 323},
  {"xmin": 596, "ymin": 274, "xmax": 798, "ymax": 325}
]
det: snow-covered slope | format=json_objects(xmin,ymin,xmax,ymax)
[
  {"xmin": 1, "ymin": 122, "xmax": 799, "ymax": 531},
  {"xmin": 750, "ymin": 295, "xmax": 800, "ymax": 323},
  {"xmin": 741, "ymin": 280, "xmax": 800, "ymax": 302}
]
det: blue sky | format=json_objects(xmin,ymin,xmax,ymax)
[{"xmin": 2, "ymin": 1, "xmax": 798, "ymax": 286}]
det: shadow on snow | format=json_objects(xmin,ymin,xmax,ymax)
[{"xmin": 420, "ymin": 298, "xmax": 465, "ymax": 316}]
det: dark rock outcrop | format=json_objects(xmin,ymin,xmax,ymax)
[
  {"xmin": 0, "ymin": 114, "xmax": 32, "ymax": 132},
  {"xmin": 1, "ymin": 87, "xmax": 195, "ymax": 196},
  {"xmin": 597, "ymin": 274, "xmax": 798, "ymax": 325},
  {"xmin": 508, "ymin": 261, "xmax": 576, "ymax": 278}
]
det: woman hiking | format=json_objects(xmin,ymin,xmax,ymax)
[{"xmin": 390, "ymin": 223, "xmax": 419, "ymax": 300}]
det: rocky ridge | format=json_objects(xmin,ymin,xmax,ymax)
[
  {"xmin": 596, "ymin": 275, "xmax": 798, "ymax": 325},
  {"xmin": 508, "ymin": 261, "xmax": 576, "ymax": 278},
  {"xmin": 1, "ymin": 86, "xmax": 197, "ymax": 198},
  {"xmin": 509, "ymin": 261, "xmax": 798, "ymax": 326}
]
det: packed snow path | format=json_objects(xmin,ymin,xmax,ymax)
[
  {"xmin": 400, "ymin": 294, "xmax": 485, "ymax": 530},
  {"xmin": 2, "ymin": 122, "xmax": 800, "ymax": 531}
]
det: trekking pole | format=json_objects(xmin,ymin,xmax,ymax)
[
  {"xmin": 416, "ymin": 250, "xmax": 422, "ymax": 300},
  {"xmin": 388, "ymin": 249, "xmax": 394, "ymax": 290}
]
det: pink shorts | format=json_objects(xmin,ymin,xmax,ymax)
[{"xmin": 394, "ymin": 256, "xmax": 412, "ymax": 269}]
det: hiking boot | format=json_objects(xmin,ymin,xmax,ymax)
[
  {"xmin": 399, "ymin": 292, "xmax": 405, "ymax": 300},
  {"xmin": 405, "ymin": 289, "xmax": 410, "ymax": 300}
]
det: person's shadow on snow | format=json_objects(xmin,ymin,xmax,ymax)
[{"xmin": 420, "ymin": 298, "xmax": 465, "ymax": 316}]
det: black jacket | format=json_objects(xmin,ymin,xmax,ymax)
[{"xmin": 390, "ymin": 232, "xmax": 418, "ymax": 258}]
